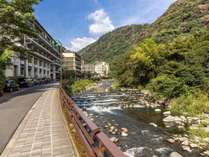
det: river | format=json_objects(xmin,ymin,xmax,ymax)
[{"xmin": 72, "ymin": 81, "xmax": 201, "ymax": 157}]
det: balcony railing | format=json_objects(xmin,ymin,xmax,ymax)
[
  {"xmin": 38, "ymin": 34, "xmax": 61, "ymax": 55},
  {"xmin": 29, "ymin": 38, "xmax": 61, "ymax": 61}
]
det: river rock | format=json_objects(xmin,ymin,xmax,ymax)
[
  {"xmin": 167, "ymin": 138, "xmax": 175, "ymax": 143},
  {"xmin": 121, "ymin": 127, "xmax": 128, "ymax": 133},
  {"xmin": 110, "ymin": 137, "xmax": 119, "ymax": 143},
  {"xmin": 124, "ymin": 147, "xmax": 153, "ymax": 157},
  {"xmin": 121, "ymin": 132, "xmax": 128, "ymax": 137},
  {"xmin": 107, "ymin": 122, "xmax": 111, "ymax": 126},
  {"xmin": 178, "ymin": 137, "xmax": 188, "ymax": 142},
  {"xmin": 180, "ymin": 116, "xmax": 187, "ymax": 123},
  {"xmin": 193, "ymin": 136, "xmax": 201, "ymax": 143},
  {"xmin": 203, "ymin": 150, "xmax": 209, "ymax": 156},
  {"xmin": 189, "ymin": 124, "xmax": 199, "ymax": 130},
  {"xmin": 182, "ymin": 145, "xmax": 192, "ymax": 152},
  {"xmin": 149, "ymin": 122, "xmax": 158, "ymax": 127},
  {"xmin": 187, "ymin": 117, "xmax": 201, "ymax": 125},
  {"xmin": 177, "ymin": 125, "xmax": 185, "ymax": 131},
  {"xmin": 163, "ymin": 111, "xmax": 171, "ymax": 116},
  {"xmin": 190, "ymin": 143, "xmax": 198, "ymax": 148},
  {"xmin": 163, "ymin": 116, "xmax": 185, "ymax": 129},
  {"xmin": 151, "ymin": 136, "xmax": 164, "ymax": 144},
  {"xmin": 141, "ymin": 130, "xmax": 150, "ymax": 136},
  {"xmin": 155, "ymin": 147, "xmax": 173, "ymax": 157},
  {"xmin": 169, "ymin": 152, "xmax": 183, "ymax": 157},
  {"xmin": 182, "ymin": 139, "xmax": 189, "ymax": 146},
  {"xmin": 155, "ymin": 108, "xmax": 161, "ymax": 112},
  {"xmin": 110, "ymin": 126, "xmax": 115, "ymax": 131},
  {"xmin": 141, "ymin": 90, "xmax": 152, "ymax": 96}
]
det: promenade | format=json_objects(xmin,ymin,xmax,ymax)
[{"xmin": 1, "ymin": 88, "xmax": 76, "ymax": 157}]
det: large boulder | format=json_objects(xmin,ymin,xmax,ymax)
[
  {"xmin": 163, "ymin": 116, "xmax": 185, "ymax": 129},
  {"xmin": 163, "ymin": 111, "xmax": 171, "ymax": 117}
]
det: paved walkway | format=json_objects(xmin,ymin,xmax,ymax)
[{"xmin": 1, "ymin": 88, "xmax": 76, "ymax": 157}]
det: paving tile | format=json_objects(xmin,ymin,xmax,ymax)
[{"xmin": 2, "ymin": 88, "xmax": 76, "ymax": 157}]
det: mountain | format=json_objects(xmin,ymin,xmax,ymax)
[
  {"xmin": 79, "ymin": 24, "xmax": 148, "ymax": 63},
  {"xmin": 79, "ymin": 0, "xmax": 209, "ymax": 65}
]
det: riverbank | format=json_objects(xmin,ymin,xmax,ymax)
[
  {"xmin": 69, "ymin": 80, "xmax": 209, "ymax": 156},
  {"xmin": 118, "ymin": 88, "xmax": 209, "ymax": 156}
]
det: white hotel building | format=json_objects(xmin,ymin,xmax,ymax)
[{"xmin": 5, "ymin": 20, "xmax": 62, "ymax": 80}]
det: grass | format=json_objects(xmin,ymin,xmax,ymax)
[
  {"xmin": 111, "ymin": 81, "xmax": 120, "ymax": 90},
  {"xmin": 188, "ymin": 127, "xmax": 209, "ymax": 139},
  {"xmin": 169, "ymin": 90, "xmax": 209, "ymax": 116}
]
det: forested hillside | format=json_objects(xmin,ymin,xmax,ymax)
[
  {"xmin": 81, "ymin": 0, "xmax": 209, "ymax": 111},
  {"xmin": 112, "ymin": 0, "xmax": 209, "ymax": 90},
  {"xmin": 79, "ymin": 24, "xmax": 148, "ymax": 63}
]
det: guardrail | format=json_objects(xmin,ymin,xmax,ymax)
[{"xmin": 60, "ymin": 88, "xmax": 126, "ymax": 157}]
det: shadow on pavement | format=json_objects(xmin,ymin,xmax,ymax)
[{"xmin": 0, "ymin": 83, "xmax": 59, "ymax": 105}]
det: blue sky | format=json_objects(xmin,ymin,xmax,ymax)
[{"xmin": 35, "ymin": 0, "xmax": 175, "ymax": 51}]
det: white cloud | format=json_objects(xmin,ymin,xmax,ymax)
[
  {"xmin": 68, "ymin": 9, "xmax": 114, "ymax": 51},
  {"xmin": 68, "ymin": 37, "xmax": 96, "ymax": 52},
  {"xmin": 88, "ymin": 9, "xmax": 115, "ymax": 35}
]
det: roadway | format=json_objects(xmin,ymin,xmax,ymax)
[{"xmin": 0, "ymin": 83, "xmax": 58, "ymax": 154}]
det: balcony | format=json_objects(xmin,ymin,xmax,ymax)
[
  {"xmin": 38, "ymin": 35, "xmax": 61, "ymax": 56},
  {"xmin": 28, "ymin": 38, "xmax": 61, "ymax": 61}
]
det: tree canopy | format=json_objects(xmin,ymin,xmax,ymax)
[{"xmin": 0, "ymin": 0, "xmax": 40, "ymax": 93}]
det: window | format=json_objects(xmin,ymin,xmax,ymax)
[
  {"xmin": 34, "ymin": 58, "xmax": 38, "ymax": 65},
  {"xmin": 39, "ymin": 60, "xmax": 42, "ymax": 66},
  {"xmin": 28, "ymin": 56, "xmax": 32, "ymax": 63},
  {"xmin": 20, "ymin": 65, "xmax": 25, "ymax": 76}
]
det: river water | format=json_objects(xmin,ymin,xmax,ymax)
[{"xmin": 72, "ymin": 82, "xmax": 201, "ymax": 157}]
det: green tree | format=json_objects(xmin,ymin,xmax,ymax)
[{"xmin": 0, "ymin": 0, "xmax": 40, "ymax": 93}]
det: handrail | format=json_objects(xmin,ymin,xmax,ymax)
[{"xmin": 59, "ymin": 88, "xmax": 126, "ymax": 157}]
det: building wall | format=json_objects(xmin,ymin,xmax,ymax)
[
  {"xmin": 5, "ymin": 20, "xmax": 62, "ymax": 80},
  {"xmin": 94, "ymin": 62, "xmax": 109, "ymax": 78},
  {"xmin": 82, "ymin": 64, "xmax": 95, "ymax": 74},
  {"xmin": 63, "ymin": 52, "xmax": 82, "ymax": 79}
]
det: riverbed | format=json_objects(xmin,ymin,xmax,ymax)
[{"xmin": 72, "ymin": 88, "xmax": 202, "ymax": 157}]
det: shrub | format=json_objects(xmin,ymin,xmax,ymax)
[
  {"xmin": 169, "ymin": 90, "xmax": 209, "ymax": 116},
  {"xmin": 146, "ymin": 74, "xmax": 186, "ymax": 99},
  {"xmin": 111, "ymin": 81, "xmax": 120, "ymax": 90},
  {"xmin": 71, "ymin": 80, "xmax": 94, "ymax": 94}
]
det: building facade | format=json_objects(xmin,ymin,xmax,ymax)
[
  {"xmin": 94, "ymin": 62, "xmax": 109, "ymax": 78},
  {"xmin": 81, "ymin": 63, "xmax": 95, "ymax": 74},
  {"xmin": 5, "ymin": 20, "xmax": 63, "ymax": 80},
  {"xmin": 62, "ymin": 51, "xmax": 82, "ymax": 78}
]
